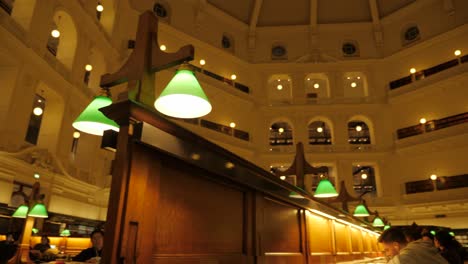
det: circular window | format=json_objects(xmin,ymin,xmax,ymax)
[
  {"xmin": 272, "ymin": 46, "xmax": 287, "ymax": 57},
  {"xmin": 221, "ymin": 35, "xmax": 231, "ymax": 49},
  {"xmin": 404, "ymin": 26, "xmax": 420, "ymax": 41},
  {"xmin": 153, "ymin": 3, "xmax": 167, "ymax": 18},
  {"xmin": 342, "ymin": 43, "xmax": 357, "ymax": 55}
]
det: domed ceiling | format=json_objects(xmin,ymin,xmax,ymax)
[{"xmin": 206, "ymin": 0, "xmax": 415, "ymax": 26}]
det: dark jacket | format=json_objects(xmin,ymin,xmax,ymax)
[{"xmin": 72, "ymin": 247, "xmax": 102, "ymax": 262}]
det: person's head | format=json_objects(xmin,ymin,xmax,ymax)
[
  {"xmin": 404, "ymin": 227, "xmax": 422, "ymax": 242},
  {"xmin": 378, "ymin": 227, "xmax": 408, "ymax": 259},
  {"xmin": 421, "ymin": 230, "xmax": 434, "ymax": 243},
  {"xmin": 90, "ymin": 230, "xmax": 104, "ymax": 250},
  {"xmin": 434, "ymin": 230, "xmax": 460, "ymax": 250},
  {"xmin": 40, "ymin": 235, "xmax": 50, "ymax": 245}
]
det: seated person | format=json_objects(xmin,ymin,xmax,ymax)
[
  {"xmin": 30, "ymin": 235, "xmax": 51, "ymax": 260},
  {"xmin": 73, "ymin": 230, "xmax": 103, "ymax": 263},
  {"xmin": 0, "ymin": 232, "xmax": 19, "ymax": 264}
]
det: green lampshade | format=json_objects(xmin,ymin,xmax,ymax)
[
  {"xmin": 372, "ymin": 216, "xmax": 385, "ymax": 227},
  {"xmin": 60, "ymin": 229, "xmax": 71, "ymax": 237},
  {"xmin": 32, "ymin": 228, "xmax": 39, "ymax": 234},
  {"xmin": 12, "ymin": 205, "xmax": 29, "ymax": 218},
  {"xmin": 289, "ymin": 191, "xmax": 305, "ymax": 199},
  {"xmin": 28, "ymin": 203, "xmax": 48, "ymax": 218},
  {"xmin": 430, "ymin": 230, "xmax": 436, "ymax": 236},
  {"xmin": 73, "ymin": 95, "xmax": 119, "ymax": 136},
  {"xmin": 353, "ymin": 204, "xmax": 370, "ymax": 217},
  {"xmin": 384, "ymin": 224, "xmax": 391, "ymax": 230},
  {"xmin": 154, "ymin": 69, "xmax": 212, "ymax": 118},
  {"xmin": 449, "ymin": 231, "xmax": 455, "ymax": 236},
  {"xmin": 314, "ymin": 179, "xmax": 338, "ymax": 198}
]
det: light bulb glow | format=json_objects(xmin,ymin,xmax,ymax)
[
  {"xmin": 73, "ymin": 96, "xmax": 120, "ymax": 136},
  {"xmin": 355, "ymin": 125, "xmax": 362, "ymax": 132},
  {"xmin": 160, "ymin": 45, "xmax": 166, "ymax": 51},
  {"xmin": 230, "ymin": 74, "xmax": 237, "ymax": 80},
  {"xmin": 410, "ymin": 68, "xmax": 416, "ymax": 74},
  {"xmin": 316, "ymin": 127, "xmax": 323, "ymax": 133},
  {"xmin": 33, "ymin": 107, "xmax": 43, "ymax": 116},
  {"xmin": 278, "ymin": 128, "xmax": 284, "ymax": 133},
  {"xmin": 199, "ymin": 59, "xmax": 206, "ymax": 65},
  {"xmin": 85, "ymin": 64, "xmax": 93, "ymax": 71},
  {"xmin": 361, "ymin": 173, "xmax": 368, "ymax": 179},
  {"xmin": 313, "ymin": 83, "xmax": 320, "ymax": 89},
  {"xmin": 430, "ymin": 174, "xmax": 437, "ymax": 181},
  {"xmin": 34, "ymin": 173, "xmax": 40, "ymax": 179},
  {"xmin": 51, "ymin": 29, "xmax": 60, "ymax": 38},
  {"xmin": 419, "ymin": 118, "xmax": 427, "ymax": 124},
  {"xmin": 277, "ymin": 84, "xmax": 283, "ymax": 90},
  {"xmin": 351, "ymin": 82, "xmax": 357, "ymax": 88},
  {"xmin": 229, "ymin": 122, "xmax": 236, "ymax": 128},
  {"xmin": 454, "ymin": 50, "xmax": 461, "ymax": 56},
  {"xmin": 279, "ymin": 176, "xmax": 286, "ymax": 180},
  {"xmin": 96, "ymin": 4, "xmax": 104, "ymax": 12},
  {"xmin": 73, "ymin": 131, "xmax": 81, "ymax": 138}
]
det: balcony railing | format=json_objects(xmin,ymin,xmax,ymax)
[
  {"xmin": 190, "ymin": 64, "xmax": 250, "ymax": 94},
  {"xmin": 405, "ymin": 174, "xmax": 468, "ymax": 194},
  {"xmin": 174, "ymin": 117, "xmax": 250, "ymax": 141},
  {"xmin": 389, "ymin": 55, "xmax": 468, "ymax": 90},
  {"xmin": 397, "ymin": 112, "xmax": 468, "ymax": 139}
]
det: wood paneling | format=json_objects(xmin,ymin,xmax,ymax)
[
  {"xmin": 334, "ymin": 222, "xmax": 349, "ymax": 253},
  {"xmin": 306, "ymin": 212, "xmax": 332, "ymax": 254}
]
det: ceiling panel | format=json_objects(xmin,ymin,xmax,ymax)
[
  {"xmin": 207, "ymin": 0, "xmax": 254, "ymax": 24},
  {"xmin": 317, "ymin": 0, "xmax": 372, "ymax": 24},
  {"xmin": 257, "ymin": 0, "xmax": 309, "ymax": 27},
  {"xmin": 377, "ymin": 0, "xmax": 415, "ymax": 18}
]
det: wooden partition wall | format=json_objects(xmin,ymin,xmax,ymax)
[{"xmin": 100, "ymin": 100, "xmax": 382, "ymax": 264}]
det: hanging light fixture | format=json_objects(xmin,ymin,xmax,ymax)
[
  {"xmin": 12, "ymin": 204, "xmax": 29, "ymax": 218},
  {"xmin": 32, "ymin": 228, "xmax": 39, "ymax": 234},
  {"xmin": 353, "ymin": 202, "xmax": 370, "ymax": 217},
  {"xmin": 372, "ymin": 216, "xmax": 385, "ymax": 227},
  {"xmin": 60, "ymin": 229, "xmax": 71, "ymax": 237},
  {"xmin": 314, "ymin": 179, "xmax": 338, "ymax": 198},
  {"xmin": 154, "ymin": 64, "xmax": 212, "ymax": 118},
  {"xmin": 28, "ymin": 203, "xmax": 48, "ymax": 218},
  {"xmin": 289, "ymin": 191, "xmax": 305, "ymax": 199},
  {"xmin": 72, "ymin": 89, "xmax": 119, "ymax": 136},
  {"xmin": 384, "ymin": 224, "xmax": 391, "ymax": 230}
]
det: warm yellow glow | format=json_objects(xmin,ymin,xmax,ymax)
[
  {"xmin": 307, "ymin": 78, "xmax": 311, "ymax": 81},
  {"xmin": 357, "ymin": 76, "xmax": 361, "ymax": 79},
  {"xmin": 310, "ymin": 209, "xmax": 337, "ymax": 220},
  {"xmin": 279, "ymin": 176, "xmax": 286, "ymax": 180},
  {"xmin": 316, "ymin": 127, "xmax": 323, "ymax": 133},
  {"xmin": 419, "ymin": 118, "xmax": 427, "ymax": 124},
  {"xmin": 410, "ymin": 68, "xmax": 416, "ymax": 74},
  {"xmin": 351, "ymin": 82, "xmax": 357, "ymax": 88},
  {"xmin": 225, "ymin": 162, "xmax": 235, "ymax": 169},
  {"xmin": 33, "ymin": 107, "xmax": 43, "ymax": 116},
  {"xmin": 96, "ymin": 4, "xmax": 104, "ymax": 12},
  {"xmin": 85, "ymin": 64, "xmax": 93, "ymax": 71},
  {"xmin": 231, "ymin": 74, "xmax": 237, "ymax": 80},
  {"xmin": 229, "ymin": 122, "xmax": 236, "ymax": 128},
  {"xmin": 347, "ymin": 77, "xmax": 351, "ymax": 80},
  {"xmin": 155, "ymin": 94, "xmax": 212, "ymax": 119},
  {"xmin": 361, "ymin": 173, "xmax": 368, "ymax": 179},
  {"xmin": 278, "ymin": 127, "xmax": 284, "ymax": 133},
  {"xmin": 191, "ymin": 153, "xmax": 200, "ymax": 160},
  {"xmin": 355, "ymin": 125, "xmax": 362, "ymax": 132},
  {"xmin": 160, "ymin": 45, "xmax": 166, "ymax": 51},
  {"xmin": 51, "ymin": 29, "xmax": 60, "ymax": 38},
  {"xmin": 313, "ymin": 83, "xmax": 320, "ymax": 89},
  {"xmin": 199, "ymin": 59, "xmax": 206, "ymax": 65},
  {"xmin": 277, "ymin": 84, "xmax": 283, "ymax": 90},
  {"xmin": 430, "ymin": 174, "xmax": 437, "ymax": 181},
  {"xmin": 34, "ymin": 173, "xmax": 40, "ymax": 179},
  {"xmin": 454, "ymin": 50, "xmax": 461, "ymax": 56},
  {"xmin": 73, "ymin": 131, "xmax": 81, "ymax": 139}
]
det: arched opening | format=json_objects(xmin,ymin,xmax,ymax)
[
  {"xmin": 267, "ymin": 74, "xmax": 293, "ymax": 105},
  {"xmin": 308, "ymin": 118, "xmax": 333, "ymax": 145},
  {"xmin": 352, "ymin": 164, "xmax": 377, "ymax": 197},
  {"xmin": 49, "ymin": 10, "xmax": 78, "ymax": 70},
  {"xmin": 347, "ymin": 118, "xmax": 373, "ymax": 145},
  {"xmin": 343, "ymin": 72, "xmax": 368, "ymax": 98},
  {"xmin": 99, "ymin": 0, "xmax": 115, "ymax": 36},
  {"xmin": 269, "ymin": 120, "xmax": 293, "ymax": 146},
  {"xmin": 304, "ymin": 73, "xmax": 330, "ymax": 101},
  {"xmin": 10, "ymin": 0, "xmax": 37, "ymax": 30}
]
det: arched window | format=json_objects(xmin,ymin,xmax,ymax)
[
  {"xmin": 269, "ymin": 121, "xmax": 293, "ymax": 146},
  {"xmin": 47, "ymin": 11, "xmax": 78, "ymax": 70},
  {"xmin": 308, "ymin": 121, "xmax": 332, "ymax": 145},
  {"xmin": 305, "ymin": 73, "xmax": 330, "ymax": 101},
  {"xmin": 268, "ymin": 74, "xmax": 293, "ymax": 105},
  {"xmin": 348, "ymin": 120, "xmax": 371, "ymax": 144},
  {"xmin": 352, "ymin": 165, "xmax": 376, "ymax": 196},
  {"xmin": 343, "ymin": 72, "xmax": 368, "ymax": 98}
]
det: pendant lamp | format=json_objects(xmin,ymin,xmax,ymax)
[
  {"xmin": 384, "ymin": 224, "xmax": 391, "ymax": 230},
  {"xmin": 289, "ymin": 191, "xmax": 305, "ymax": 199},
  {"xmin": 72, "ymin": 89, "xmax": 119, "ymax": 136},
  {"xmin": 372, "ymin": 216, "xmax": 385, "ymax": 227},
  {"xmin": 12, "ymin": 204, "xmax": 29, "ymax": 218},
  {"xmin": 60, "ymin": 229, "xmax": 71, "ymax": 237},
  {"xmin": 32, "ymin": 228, "xmax": 39, "ymax": 234},
  {"xmin": 353, "ymin": 203, "xmax": 370, "ymax": 217},
  {"xmin": 28, "ymin": 203, "xmax": 48, "ymax": 218},
  {"xmin": 154, "ymin": 64, "xmax": 211, "ymax": 118},
  {"xmin": 314, "ymin": 179, "xmax": 338, "ymax": 198}
]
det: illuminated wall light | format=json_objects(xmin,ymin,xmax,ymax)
[
  {"xmin": 277, "ymin": 84, "xmax": 283, "ymax": 90},
  {"xmin": 316, "ymin": 127, "xmax": 323, "ymax": 133},
  {"xmin": 96, "ymin": 3, "xmax": 104, "ymax": 12},
  {"xmin": 225, "ymin": 162, "xmax": 235, "ymax": 169},
  {"xmin": 357, "ymin": 76, "xmax": 361, "ymax": 79},
  {"xmin": 33, "ymin": 107, "xmax": 43, "ymax": 116},
  {"xmin": 419, "ymin": 118, "xmax": 427, "ymax": 124},
  {"xmin": 410, "ymin": 68, "xmax": 416, "ymax": 74},
  {"xmin": 230, "ymin": 74, "xmax": 237, "ymax": 80},
  {"xmin": 51, "ymin": 29, "xmax": 60, "ymax": 38},
  {"xmin": 307, "ymin": 78, "xmax": 311, "ymax": 81},
  {"xmin": 277, "ymin": 79, "xmax": 281, "ymax": 82},
  {"xmin": 85, "ymin": 64, "xmax": 93, "ymax": 72},
  {"xmin": 34, "ymin": 173, "xmax": 40, "ymax": 179},
  {"xmin": 279, "ymin": 176, "xmax": 286, "ymax": 180},
  {"xmin": 355, "ymin": 125, "xmax": 362, "ymax": 132},
  {"xmin": 361, "ymin": 173, "xmax": 368, "ymax": 179},
  {"xmin": 310, "ymin": 209, "xmax": 336, "ymax": 220},
  {"xmin": 199, "ymin": 59, "xmax": 206, "ymax": 65},
  {"xmin": 313, "ymin": 83, "xmax": 320, "ymax": 89},
  {"xmin": 278, "ymin": 128, "xmax": 284, "ymax": 133},
  {"xmin": 350, "ymin": 82, "xmax": 357, "ymax": 88},
  {"xmin": 454, "ymin": 50, "xmax": 461, "ymax": 56},
  {"xmin": 229, "ymin": 122, "xmax": 236, "ymax": 128},
  {"xmin": 160, "ymin": 45, "xmax": 166, "ymax": 51},
  {"xmin": 430, "ymin": 174, "xmax": 437, "ymax": 181},
  {"xmin": 191, "ymin": 153, "xmax": 200, "ymax": 160},
  {"xmin": 347, "ymin": 77, "xmax": 351, "ymax": 80},
  {"xmin": 73, "ymin": 131, "xmax": 81, "ymax": 139}
]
